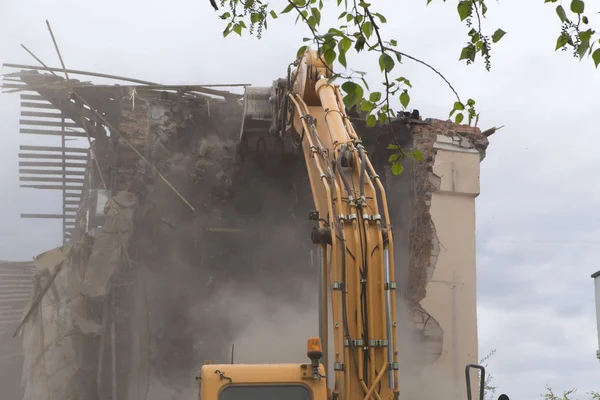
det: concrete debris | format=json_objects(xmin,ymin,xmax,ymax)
[{"xmin": 79, "ymin": 191, "xmax": 138, "ymax": 298}]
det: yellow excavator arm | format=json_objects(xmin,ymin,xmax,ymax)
[{"xmin": 200, "ymin": 48, "xmax": 399, "ymax": 400}]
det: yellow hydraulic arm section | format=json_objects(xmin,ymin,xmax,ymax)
[{"xmin": 287, "ymin": 48, "xmax": 400, "ymax": 400}]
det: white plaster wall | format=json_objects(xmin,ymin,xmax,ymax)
[{"xmin": 421, "ymin": 141, "xmax": 482, "ymax": 400}]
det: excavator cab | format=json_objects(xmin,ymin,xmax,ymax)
[{"xmin": 198, "ymin": 338, "xmax": 328, "ymax": 400}]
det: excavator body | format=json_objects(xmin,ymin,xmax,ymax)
[
  {"xmin": 201, "ymin": 48, "xmax": 504, "ymax": 400},
  {"xmin": 219, "ymin": 48, "xmax": 400, "ymax": 400},
  {"xmin": 199, "ymin": 363, "xmax": 328, "ymax": 400}
]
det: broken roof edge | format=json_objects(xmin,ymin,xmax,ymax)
[{"xmin": 2, "ymin": 64, "xmax": 247, "ymax": 101}]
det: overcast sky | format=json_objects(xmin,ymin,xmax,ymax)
[{"xmin": 1, "ymin": 0, "xmax": 599, "ymax": 398}]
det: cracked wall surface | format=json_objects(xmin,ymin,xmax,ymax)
[{"xmin": 406, "ymin": 119, "xmax": 489, "ymax": 400}]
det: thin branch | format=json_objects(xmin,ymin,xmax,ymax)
[{"xmin": 385, "ymin": 47, "xmax": 462, "ymax": 103}]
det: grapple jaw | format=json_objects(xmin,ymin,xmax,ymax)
[{"xmin": 238, "ymin": 78, "xmax": 299, "ymax": 161}]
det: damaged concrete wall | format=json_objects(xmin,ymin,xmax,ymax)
[
  {"xmin": 17, "ymin": 82, "xmax": 490, "ymax": 400},
  {"xmin": 403, "ymin": 120, "xmax": 489, "ymax": 400}
]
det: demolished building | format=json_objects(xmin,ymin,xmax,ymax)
[{"xmin": 1, "ymin": 64, "xmax": 490, "ymax": 400}]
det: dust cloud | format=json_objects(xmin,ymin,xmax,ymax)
[{"xmin": 129, "ymin": 129, "xmax": 439, "ymax": 399}]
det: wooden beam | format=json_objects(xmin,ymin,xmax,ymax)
[
  {"xmin": 19, "ymin": 161, "xmax": 87, "ymax": 168},
  {"xmin": 20, "ymin": 213, "xmax": 64, "ymax": 219},
  {"xmin": 20, "ymin": 169, "xmax": 86, "ymax": 176},
  {"xmin": 21, "ymin": 102, "xmax": 57, "ymax": 110},
  {"xmin": 20, "ymin": 176, "xmax": 85, "ymax": 183},
  {"xmin": 20, "ymin": 185, "xmax": 83, "ymax": 190},
  {"xmin": 20, "ymin": 145, "xmax": 89, "ymax": 153},
  {"xmin": 21, "ymin": 111, "xmax": 62, "ymax": 119},
  {"xmin": 19, "ymin": 153, "xmax": 88, "ymax": 161},
  {"xmin": 20, "ymin": 94, "xmax": 44, "ymax": 101},
  {"xmin": 20, "ymin": 119, "xmax": 79, "ymax": 128},
  {"xmin": 20, "ymin": 128, "xmax": 86, "ymax": 137}
]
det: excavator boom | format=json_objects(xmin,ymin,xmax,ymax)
[{"xmin": 201, "ymin": 48, "xmax": 399, "ymax": 400}]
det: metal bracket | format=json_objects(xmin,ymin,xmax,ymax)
[
  {"xmin": 369, "ymin": 339, "xmax": 388, "ymax": 347},
  {"xmin": 385, "ymin": 282, "xmax": 397, "ymax": 290},
  {"xmin": 332, "ymin": 282, "xmax": 343, "ymax": 290},
  {"xmin": 334, "ymin": 362, "xmax": 345, "ymax": 371},
  {"xmin": 388, "ymin": 362, "xmax": 399, "ymax": 371},
  {"xmin": 344, "ymin": 339, "xmax": 364, "ymax": 347}
]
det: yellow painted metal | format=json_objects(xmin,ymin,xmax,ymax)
[
  {"xmin": 200, "ymin": 47, "xmax": 399, "ymax": 400},
  {"xmin": 199, "ymin": 363, "xmax": 328, "ymax": 399},
  {"xmin": 287, "ymin": 48, "xmax": 399, "ymax": 400}
]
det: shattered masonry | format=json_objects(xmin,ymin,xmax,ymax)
[{"xmin": 2, "ymin": 67, "xmax": 488, "ymax": 400}]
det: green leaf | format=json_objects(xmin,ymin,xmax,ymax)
[
  {"xmin": 369, "ymin": 92, "xmax": 382, "ymax": 103},
  {"xmin": 593, "ymin": 48, "xmax": 600, "ymax": 68},
  {"xmin": 459, "ymin": 44, "xmax": 476, "ymax": 62},
  {"xmin": 238, "ymin": 20, "xmax": 247, "ymax": 28},
  {"xmin": 360, "ymin": 77, "xmax": 370, "ymax": 91},
  {"xmin": 570, "ymin": 0, "xmax": 584, "ymax": 14},
  {"xmin": 391, "ymin": 162, "xmax": 404, "ymax": 175},
  {"xmin": 379, "ymin": 53, "xmax": 395, "ymax": 72},
  {"xmin": 233, "ymin": 24, "xmax": 242, "ymax": 36},
  {"xmin": 281, "ymin": 3, "xmax": 294, "ymax": 14},
  {"xmin": 293, "ymin": 0, "xmax": 307, "ymax": 6},
  {"xmin": 453, "ymin": 101, "xmax": 465, "ymax": 111},
  {"xmin": 362, "ymin": 21, "xmax": 373, "ymax": 39},
  {"xmin": 270, "ymin": 10, "xmax": 278, "ymax": 19},
  {"xmin": 400, "ymin": 90, "xmax": 410, "ymax": 108},
  {"xmin": 311, "ymin": 7, "xmax": 321, "ymax": 25},
  {"xmin": 341, "ymin": 81, "xmax": 364, "ymax": 109},
  {"xmin": 338, "ymin": 11, "xmax": 347, "ymax": 19},
  {"xmin": 339, "ymin": 37, "xmax": 352, "ymax": 52},
  {"xmin": 580, "ymin": 29, "xmax": 594, "ymax": 42},
  {"xmin": 467, "ymin": 98, "xmax": 476, "ymax": 106},
  {"xmin": 360, "ymin": 100, "xmax": 375, "ymax": 113},
  {"xmin": 378, "ymin": 112, "xmax": 389, "ymax": 124},
  {"xmin": 355, "ymin": 36, "xmax": 366, "ymax": 52},
  {"xmin": 556, "ymin": 5, "xmax": 567, "ymax": 22},
  {"xmin": 338, "ymin": 52, "xmax": 347, "ymax": 68},
  {"xmin": 410, "ymin": 149, "xmax": 423, "ymax": 161},
  {"xmin": 390, "ymin": 39, "xmax": 398, "ymax": 47},
  {"xmin": 492, "ymin": 29, "xmax": 506, "ymax": 43},
  {"xmin": 396, "ymin": 77, "xmax": 412, "ymax": 88},
  {"xmin": 578, "ymin": 38, "xmax": 590, "ymax": 59},
  {"xmin": 366, "ymin": 114, "xmax": 377, "ymax": 127},
  {"xmin": 346, "ymin": 14, "xmax": 354, "ymax": 22},
  {"xmin": 555, "ymin": 32, "xmax": 570, "ymax": 50},
  {"xmin": 297, "ymin": 45, "xmax": 308, "ymax": 59},
  {"xmin": 219, "ymin": 12, "xmax": 231, "ymax": 20},
  {"xmin": 388, "ymin": 153, "xmax": 400, "ymax": 162},
  {"xmin": 582, "ymin": 15, "xmax": 589, "ymax": 24},
  {"xmin": 387, "ymin": 144, "xmax": 399, "ymax": 150},
  {"xmin": 455, "ymin": 113, "xmax": 464, "ymax": 124},
  {"xmin": 374, "ymin": 12, "xmax": 387, "ymax": 23},
  {"xmin": 324, "ymin": 49, "xmax": 337, "ymax": 65},
  {"xmin": 394, "ymin": 51, "xmax": 402, "ymax": 63},
  {"xmin": 457, "ymin": 1, "xmax": 472, "ymax": 21}
]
